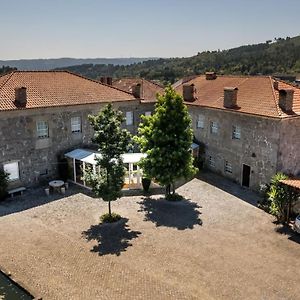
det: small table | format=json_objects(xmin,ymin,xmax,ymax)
[{"xmin": 49, "ymin": 180, "xmax": 65, "ymax": 193}]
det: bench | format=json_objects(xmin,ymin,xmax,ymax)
[{"xmin": 7, "ymin": 187, "xmax": 26, "ymax": 197}]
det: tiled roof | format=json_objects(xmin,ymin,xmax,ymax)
[
  {"xmin": 174, "ymin": 75, "xmax": 300, "ymax": 118},
  {"xmin": 280, "ymin": 178, "xmax": 300, "ymax": 190},
  {"xmin": 0, "ymin": 71, "xmax": 136, "ymax": 111},
  {"xmin": 113, "ymin": 78, "xmax": 164, "ymax": 102}
]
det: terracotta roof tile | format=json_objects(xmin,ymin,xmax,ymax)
[
  {"xmin": 174, "ymin": 75, "xmax": 300, "ymax": 118},
  {"xmin": 280, "ymin": 178, "xmax": 300, "ymax": 190},
  {"xmin": 0, "ymin": 71, "xmax": 136, "ymax": 111},
  {"xmin": 113, "ymin": 78, "xmax": 164, "ymax": 102}
]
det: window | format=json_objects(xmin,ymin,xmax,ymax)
[
  {"xmin": 208, "ymin": 156, "xmax": 215, "ymax": 168},
  {"xmin": 126, "ymin": 111, "xmax": 133, "ymax": 125},
  {"xmin": 210, "ymin": 121, "xmax": 218, "ymax": 134},
  {"xmin": 71, "ymin": 116, "xmax": 82, "ymax": 133},
  {"xmin": 3, "ymin": 161, "xmax": 20, "ymax": 181},
  {"xmin": 232, "ymin": 125, "xmax": 241, "ymax": 140},
  {"xmin": 145, "ymin": 111, "xmax": 152, "ymax": 116},
  {"xmin": 197, "ymin": 115, "xmax": 205, "ymax": 129},
  {"xmin": 224, "ymin": 160, "xmax": 233, "ymax": 173},
  {"xmin": 36, "ymin": 121, "xmax": 49, "ymax": 138}
]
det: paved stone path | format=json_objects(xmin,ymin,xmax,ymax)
[{"xmin": 0, "ymin": 174, "xmax": 299, "ymax": 299}]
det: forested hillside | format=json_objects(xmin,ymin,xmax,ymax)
[{"xmin": 56, "ymin": 36, "xmax": 300, "ymax": 84}]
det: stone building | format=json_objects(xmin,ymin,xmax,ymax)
[
  {"xmin": 2, "ymin": 70, "xmax": 300, "ymax": 192},
  {"xmin": 112, "ymin": 77, "xmax": 164, "ymax": 114},
  {"xmin": 175, "ymin": 72, "xmax": 300, "ymax": 190},
  {"xmin": 0, "ymin": 71, "xmax": 151, "ymax": 188}
]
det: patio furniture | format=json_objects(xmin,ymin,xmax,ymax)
[
  {"xmin": 8, "ymin": 187, "xmax": 26, "ymax": 198},
  {"xmin": 49, "ymin": 180, "xmax": 65, "ymax": 193}
]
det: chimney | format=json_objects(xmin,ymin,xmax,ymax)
[
  {"xmin": 183, "ymin": 84, "xmax": 196, "ymax": 102},
  {"xmin": 224, "ymin": 87, "xmax": 238, "ymax": 108},
  {"xmin": 15, "ymin": 87, "xmax": 27, "ymax": 106},
  {"xmin": 205, "ymin": 72, "xmax": 217, "ymax": 80},
  {"xmin": 100, "ymin": 76, "xmax": 112, "ymax": 85},
  {"xmin": 132, "ymin": 83, "xmax": 142, "ymax": 98},
  {"xmin": 279, "ymin": 89, "xmax": 294, "ymax": 112},
  {"xmin": 273, "ymin": 80, "xmax": 279, "ymax": 90},
  {"xmin": 106, "ymin": 77, "xmax": 112, "ymax": 85}
]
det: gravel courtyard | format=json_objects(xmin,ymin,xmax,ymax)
[{"xmin": 0, "ymin": 173, "xmax": 299, "ymax": 300}]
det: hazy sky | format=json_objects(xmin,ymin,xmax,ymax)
[{"xmin": 1, "ymin": 0, "xmax": 300, "ymax": 59}]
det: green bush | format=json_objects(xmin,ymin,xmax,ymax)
[
  {"xmin": 100, "ymin": 212, "xmax": 121, "ymax": 223},
  {"xmin": 166, "ymin": 193, "xmax": 184, "ymax": 202},
  {"xmin": 0, "ymin": 170, "xmax": 9, "ymax": 201},
  {"xmin": 267, "ymin": 173, "xmax": 289, "ymax": 222}
]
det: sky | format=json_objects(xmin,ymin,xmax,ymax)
[{"xmin": 1, "ymin": 0, "xmax": 300, "ymax": 60}]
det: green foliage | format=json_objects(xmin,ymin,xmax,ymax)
[
  {"xmin": 55, "ymin": 36, "xmax": 300, "ymax": 84},
  {"xmin": 84, "ymin": 103, "xmax": 131, "ymax": 218},
  {"xmin": 135, "ymin": 86, "xmax": 197, "ymax": 195},
  {"xmin": 267, "ymin": 173, "xmax": 289, "ymax": 222},
  {"xmin": 166, "ymin": 193, "xmax": 185, "ymax": 202},
  {"xmin": 0, "ymin": 169, "xmax": 9, "ymax": 201},
  {"xmin": 0, "ymin": 66, "xmax": 16, "ymax": 76},
  {"xmin": 100, "ymin": 212, "xmax": 121, "ymax": 223}
]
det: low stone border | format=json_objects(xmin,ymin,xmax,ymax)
[{"xmin": 0, "ymin": 265, "xmax": 42, "ymax": 300}]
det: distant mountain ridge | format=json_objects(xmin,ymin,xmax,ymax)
[
  {"xmin": 0, "ymin": 57, "xmax": 158, "ymax": 71},
  {"xmin": 54, "ymin": 35, "xmax": 300, "ymax": 84}
]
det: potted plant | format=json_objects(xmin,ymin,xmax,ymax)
[{"xmin": 142, "ymin": 177, "xmax": 151, "ymax": 192}]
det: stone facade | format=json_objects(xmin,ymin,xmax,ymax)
[
  {"xmin": 0, "ymin": 100, "xmax": 154, "ymax": 188},
  {"xmin": 188, "ymin": 105, "xmax": 300, "ymax": 190}
]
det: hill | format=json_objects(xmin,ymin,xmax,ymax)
[
  {"xmin": 0, "ymin": 57, "xmax": 157, "ymax": 71},
  {"xmin": 55, "ymin": 36, "xmax": 300, "ymax": 84}
]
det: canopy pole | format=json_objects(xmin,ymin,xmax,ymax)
[{"xmin": 73, "ymin": 159, "xmax": 76, "ymax": 183}]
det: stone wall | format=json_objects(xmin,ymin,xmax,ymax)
[
  {"xmin": 188, "ymin": 106, "xmax": 281, "ymax": 190},
  {"xmin": 277, "ymin": 117, "xmax": 300, "ymax": 176},
  {"xmin": 0, "ymin": 100, "xmax": 154, "ymax": 188}
]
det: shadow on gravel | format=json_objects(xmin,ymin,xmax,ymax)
[
  {"xmin": 82, "ymin": 218, "xmax": 141, "ymax": 256},
  {"xmin": 138, "ymin": 197, "xmax": 202, "ymax": 230},
  {"xmin": 0, "ymin": 186, "xmax": 82, "ymax": 218},
  {"xmin": 197, "ymin": 171, "xmax": 261, "ymax": 207},
  {"xmin": 275, "ymin": 225, "xmax": 300, "ymax": 245}
]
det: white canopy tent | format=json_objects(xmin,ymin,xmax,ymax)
[{"xmin": 65, "ymin": 149, "xmax": 146, "ymax": 189}]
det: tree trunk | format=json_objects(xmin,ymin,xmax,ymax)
[
  {"xmin": 171, "ymin": 182, "xmax": 175, "ymax": 194},
  {"xmin": 108, "ymin": 201, "xmax": 111, "ymax": 218},
  {"xmin": 165, "ymin": 184, "xmax": 171, "ymax": 197}
]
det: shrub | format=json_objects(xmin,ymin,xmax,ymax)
[
  {"xmin": 100, "ymin": 212, "xmax": 121, "ymax": 223},
  {"xmin": 166, "ymin": 193, "xmax": 184, "ymax": 202},
  {"xmin": 267, "ymin": 173, "xmax": 289, "ymax": 222},
  {"xmin": 0, "ymin": 170, "xmax": 9, "ymax": 201}
]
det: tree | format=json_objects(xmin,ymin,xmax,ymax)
[
  {"xmin": 267, "ymin": 173, "xmax": 289, "ymax": 223},
  {"xmin": 84, "ymin": 103, "xmax": 131, "ymax": 222},
  {"xmin": 135, "ymin": 86, "xmax": 197, "ymax": 198}
]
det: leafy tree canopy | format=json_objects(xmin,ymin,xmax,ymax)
[
  {"xmin": 135, "ymin": 86, "xmax": 197, "ymax": 196},
  {"xmin": 55, "ymin": 36, "xmax": 300, "ymax": 84},
  {"xmin": 84, "ymin": 104, "xmax": 131, "ymax": 219}
]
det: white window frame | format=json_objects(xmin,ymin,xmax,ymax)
[
  {"xmin": 224, "ymin": 160, "xmax": 233, "ymax": 174},
  {"xmin": 144, "ymin": 111, "xmax": 152, "ymax": 117},
  {"xmin": 3, "ymin": 161, "xmax": 20, "ymax": 181},
  {"xmin": 208, "ymin": 155, "xmax": 215, "ymax": 168},
  {"xmin": 126, "ymin": 111, "xmax": 133, "ymax": 126},
  {"xmin": 71, "ymin": 116, "xmax": 82, "ymax": 133},
  {"xmin": 36, "ymin": 121, "xmax": 49, "ymax": 139},
  {"xmin": 210, "ymin": 121, "xmax": 218, "ymax": 134},
  {"xmin": 197, "ymin": 115, "xmax": 205, "ymax": 129},
  {"xmin": 232, "ymin": 125, "xmax": 241, "ymax": 140}
]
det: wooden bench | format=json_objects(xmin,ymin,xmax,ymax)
[{"xmin": 7, "ymin": 187, "xmax": 26, "ymax": 197}]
